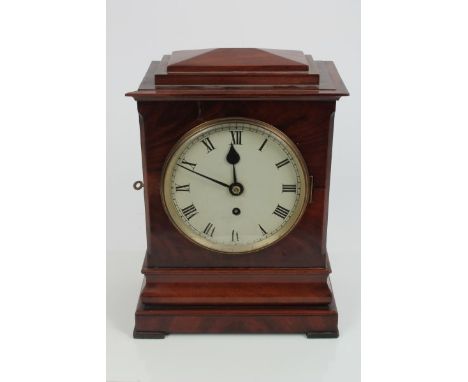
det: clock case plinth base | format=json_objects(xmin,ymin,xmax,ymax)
[
  {"xmin": 133, "ymin": 253, "xmax": 338, "ymax": 338},
  {"xmin": 134, "ymin": 297, "xmax": 338, "ymax": 339}
]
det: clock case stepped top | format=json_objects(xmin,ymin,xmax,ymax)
[{"xmin": 126, "ymin": 48, "xmax": 349, "ymax": 100}]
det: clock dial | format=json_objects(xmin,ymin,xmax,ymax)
[{"xmin": 161, "ymin": 118, "xmax": 309, "ymax": 253}]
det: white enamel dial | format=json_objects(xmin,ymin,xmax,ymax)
[{"xmin": 161, "ymin": 118, "xmax": 309, "ymax": 253}]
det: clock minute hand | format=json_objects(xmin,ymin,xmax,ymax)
[{"xmin": 176, "ymin": 164, "xmax": 230, "ymax": 188}]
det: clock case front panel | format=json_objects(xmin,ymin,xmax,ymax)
[{"xmin": 137, "ymin": 100, "xmax": 335, "ymax": 268}]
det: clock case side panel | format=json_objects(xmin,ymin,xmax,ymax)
[{"xmin": 136, "ymin": 100, "xmax": 336, "ymax": 268}]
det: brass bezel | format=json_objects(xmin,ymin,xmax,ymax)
[{"xmin": 160, "ymin": 117, "xmax": 310, "ymax": 254}]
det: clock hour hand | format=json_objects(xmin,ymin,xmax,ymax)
[
  {"xmin": 225, "ymin": 144, "xmax": 244, "ymax": 196},
  {"xmin": 176, "ymin": 164, "xmax": 230, "ymax": 188},
  {"xmin": 226, "ymin": 144, "xmax": 240, "ymax": 183},
  {"xmin": 232, "ymin": 164, "xmax": 237, "ymax": 183}
]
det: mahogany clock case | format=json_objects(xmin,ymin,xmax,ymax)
[{"xmin": 126, "ymin": 49, "xmax": 349, "ymax": 338}]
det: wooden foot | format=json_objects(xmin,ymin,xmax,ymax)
[
  {"xmin": 133, "ymin": 329, "xmax": 168, "ymax": 339},
  {"xmin": 306, "ymin": 331, "xmax": 339, "ymax": 338}
]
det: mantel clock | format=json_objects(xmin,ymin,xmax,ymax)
[{"xmin": 126, "ymin": 48, "xmax": 349, "ymax": 338}]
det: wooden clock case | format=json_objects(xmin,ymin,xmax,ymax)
[{"xmin": 126, "ymin": 48, "xmax": 348, "ymax": 338}]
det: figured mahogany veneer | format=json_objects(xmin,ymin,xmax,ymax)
[
  {"xmin": 167, "ymin": 48, "xmax": 309, "ymax": 72},
  {"xmin": 136, "ymin": 100, "xmax": 335, "ymax": 269},
  {"xmin": 134, "ymin": 298, "xmax": 339, "ymax": 339},
  {"xmin": 139, "ymin": 256, "xmax": 333, "ymax": 305},
  {"xmin": 126, "ymin": 48, "xmax": 348, "ymax": 338},
  {"xmin": 151, "ymin": 48, "xmax": 320, "ymax": 87}
]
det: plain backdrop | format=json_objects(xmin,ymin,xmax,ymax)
[{"xmin": 107, "ymin": 1, "xmax": 360, "ymax": 381}]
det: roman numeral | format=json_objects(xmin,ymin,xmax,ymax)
[
  {"xmin": 203, "ymin": 222, "xmax": 215, "ymax": 237},
  {"xmin": 275, "ymin": 159, "xmax": 290, "ymax": 169},
  {"xmin": 181, "ymin": 204, "xmax": 198, "ymax": 220},
  {"xmin": 230, "ymin": 131, "xmax": 242, "ymax": 145},
  {"xmin": 258, "ymin": 224, "xmax": 267, "ymax": 235},
  {"xmin": 273, "ymin": 204, "xmax": 290, "ymax": 219},
  {"xmin": 181, "ymin": 160, "xmax": 197, "ymax": 170},
  {"xmin": 201, "ymin": 137, "xmax": 215, "ymax": 152},
  {"xmin": 282, "ymin": 184, "xmax": 297, "ymax": 193},
  {"xmin": 258, "ymin": 139, "xmax": 268, "ymax": 151},
  {"xmin": 231, "ymin": 230, "xmax": 239, "ymax": 242},
  {"xmin": 175, "ymin": 184, "xmax": 190, "ymax": 192}
]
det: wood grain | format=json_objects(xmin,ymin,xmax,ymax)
[
  {"xmin": 139, "ymin": 257, "xmax": 333, "ymax": 306},
  {"xmin": 147, "ymin": 48, "xmax": 322, "ymax": 86},
  {"xmin": 137, "ymin": 100, "xmax": 335, "ymax": 268},
  {"xmin": 167, "ymin": 48, "xmax": 309, "ymax": 72},
  {"xmin": 133, "ymin": 294, "xmax": 338, "ymax": 338},
  {"xmin": 134, "ymin": 295, "xmax": 338, "ymax": 338}
]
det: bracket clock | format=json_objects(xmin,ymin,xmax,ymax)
[{"xmin": 126, "ymin": 48, "xmax": 348, "ymax": 338}]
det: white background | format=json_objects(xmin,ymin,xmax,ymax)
[
  {"xmin": 1, "ymin": 1, "xmax": 467, "ymax": 382},
  {"xmin": 107, "ymin": 0, "xmax": 360, "ymax": 381}
]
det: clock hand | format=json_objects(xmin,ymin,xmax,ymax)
[
  {"xmin": 232, "ymin": 164, "xmax": 237, "ymax": 183},
  {"xmin": 176, "ymin": 164, "xmax": 230, "ymax": 188},
  {"xmin": 226, "ymin": 144, "xmax": 240, "ymax": 165},
  {"xmin": 226, "ymin": 144, "xmax": 240, "ymax": 183}
]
